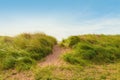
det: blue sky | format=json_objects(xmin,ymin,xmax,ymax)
[{"xmin": 0, "ymin": 0, "xmax": 120, "ymax": 40}]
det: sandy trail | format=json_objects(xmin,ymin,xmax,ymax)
[
  {"xmin": 6, "ymin": 45, "xmax": 69, "ymax": 80},
  {"xmin": 39, "ymin": 45, "xmax": 67, "ymax": 66}
]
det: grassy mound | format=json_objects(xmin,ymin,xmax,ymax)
[
  {"xmin": 61, "ymin": 34, "xmax": 120, "ymax": 65},
  {"xmin": 0, "ymin": 33, "xmax": 57, "ymax": 71}
]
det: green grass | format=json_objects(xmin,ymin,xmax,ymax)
[
  {"xmin": 33, "ymin": 62, "xmax": 120, "ymax": 80},
  {"xmin": 0, "ymin": 62, "xmax": 120, "ymax": 80},
  {"xmin": 61, "ymin": 34, "xmax": 120, "ymax": 64},
  {"xmin": 0, "ymin": 33, "xmax": 57, "ymax": 71},
  {"xmin": 0, "ymin": 34, "xmax": 120, "ymax": 80}
]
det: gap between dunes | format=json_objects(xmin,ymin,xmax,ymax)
[{"xmin": 39, "ymin": 45, "xmax": 69, "ymax": 67}]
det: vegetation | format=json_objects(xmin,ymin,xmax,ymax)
[
  {"xmin": 61, "ymin": 34, "xmax": 120, "ymax": 64},
  {"xmin": 34, "ymin": 63, "xmax": 120, "ymax": 80},
  {"xmin": 0, "ymin": 34, "xmax": 120, "ymax": 80},
  {"xmin": 0, "ymin": 33, "xmax": 56, "ymax": 71},
  {"xmin": 1, "ymin": 62, "xmax": 120, "ymax": 80}
]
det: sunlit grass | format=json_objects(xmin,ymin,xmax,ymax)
[{"xmin": 0, "ymin": 33, "xmax": 57, "ymax": 71}]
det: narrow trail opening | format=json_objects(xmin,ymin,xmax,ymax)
[{"xmin": 39, "ymin": 45, "xmax": 67, "ymax": 66}]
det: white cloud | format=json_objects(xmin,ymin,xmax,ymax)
[{"xmin": 0, "ymin": 15, "xmax": 120, "ymax": 41}]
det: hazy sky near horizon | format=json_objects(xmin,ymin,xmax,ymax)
[{"xmin": 0, "ymin": 0, "xmax": 120, "ymax": 40}]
